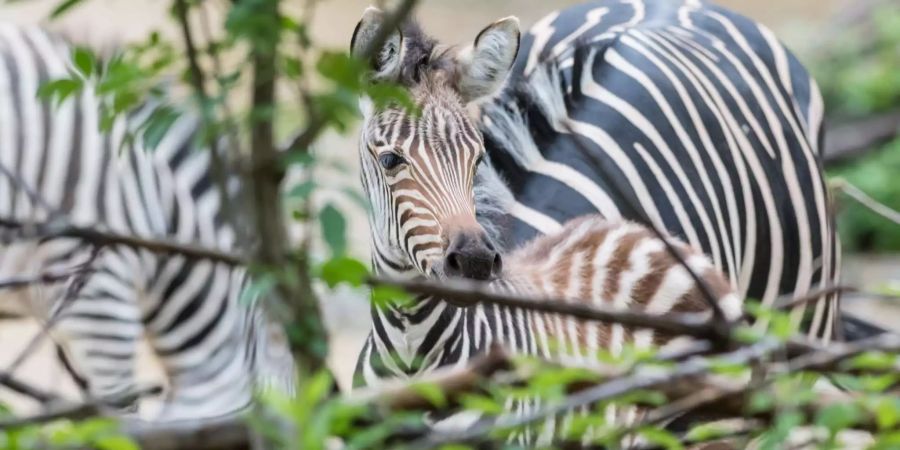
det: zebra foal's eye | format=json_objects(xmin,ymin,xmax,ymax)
[{"xmin": 378, "ymin": 152, "xmax": 406, "ymax": 171}]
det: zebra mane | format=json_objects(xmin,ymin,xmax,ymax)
[{"xmin": 474, "ymin": 161, "xmax": 515, "ymax": 252}]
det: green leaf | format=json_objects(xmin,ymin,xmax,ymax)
[
  {"xmin": 339, "ymin": 186, "xmax": 370, "ymax": 210},
  {"xmin": 816, "ymin": 402, "xmax": 864, "ymax": 432},
  {"xmin": 239, "ymin": 273, "xmax": 277, "ymax": 306},
  {"xmin": 301, "ymin": 370, "xmax": 334, "ymax": 408},
  {"xmin": 50, "ymin": 0, "xmax": 86, "ymax": 20},
  {"xmin": 371, "ymin": 285, "xmax": 413, "ymax": 309},
  {"xmin": 319, "ymin": 256, "xmax": 368, "ymax": 288},
  {"xmin": 73, "ymin": 47, "xmax": 95, "ymax": 77},
  {"xmin": 748, "ymin": 391, "xmax": 774, "ymax": 413},
  {"xmin": 286, "ymin": 179, "xmax": 317, "ymax": 200},
  {"xmin": 366, "ymin": 83, "xmax": 416, "ymax": 113},
  {"xmin": 872, "ymin": 397, "xmax": 900, "ymax": 430},
  {"xmin": 685, "ymin": 422, "xmax": 732, "ymax": 443},
  {"xmin": 282, "ymin": 56, "xmax": 303, "ymax": 79},
  {"xmin": 94, "ymin": 435, "xmax": 139, "ymax": 450},
  {"xmin": 316, "ymin": 52, "xmax": 365, "ymax": 91},
  {"xmin": 411, "ymin": 382, "xmax": 448, "ymax": 409},
  {"xmin": 319, "ymin": 203, "xmax": 347, "ymax": 257},
  {"xmin": 846, "ymin": 351, "xmax": 899, "ymax": 371},
  {"xmin": 37, "ymin": 78, "xmax": 82, "ymax": 106},
  {"xmin": 141, "ymin": 106, "xmax": 181, "ymax": 150},
  {"xmin": 459, "ymin": 393, "xmax": 503, "ymax": 415},
  {"xmin": 638, "ymin": 427, "xmax": 684, "ymax": 450}
]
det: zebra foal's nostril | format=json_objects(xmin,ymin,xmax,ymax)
[{"xmin": 443, "ymin": 231, "xmax": 501, "ymax": 281}]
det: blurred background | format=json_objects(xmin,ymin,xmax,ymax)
[{"xmin": 0, "ymin": 0, "xmax": 898, "ymax": 404}]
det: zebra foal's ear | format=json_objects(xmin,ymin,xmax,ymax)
[
  {"xmin": 351, "ymin": 6, "xmax": 404, "ymax": 82},
  {"xmin": 456, "ymin": 16, "xmax": 520, "ymax": 102}
]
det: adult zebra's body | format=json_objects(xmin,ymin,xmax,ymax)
[
  {"xmin": 0, "ymin": 24, "xmax": 291, "ymax": 419},
  {"xmin": 482, "ymin": 0, "xmax": 839, "ymax": 342},
  {"xmin": 352, "ymin": 0, "xmax": 840, "ymax": 386}
]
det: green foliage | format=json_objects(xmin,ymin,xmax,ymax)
[
  {"xmin": 0, "ymin": 417, "xmax": 137, "ymax": 450},
  {"xmin": 810, "ymin": 3, "xmax": 900, "ymax": 251},
  {"xmin": 319, "ymin": 256, "xmax": 369, "ymax": 288},
  {"xmin": 49, "ymin": 0, "xmax": 87, "ymax": 20},
  {"xmin": 319, "ymin": 203, "xmax": 348, "ymax": 257},
  {"xmin": 829, "ymin": 142, "xmax": 900, "ymax": 252}
]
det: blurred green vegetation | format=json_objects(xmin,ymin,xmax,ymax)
[{"xmin": 812, "ymin": 2, "xmax": 900, "ymax": 252}]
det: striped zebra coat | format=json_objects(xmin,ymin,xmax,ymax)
[
  {"xmin": 0, "ymin": 24, "xmax": 292, "ymax": 420},
  {"xmin": 352, "ymin": 0, "xmax": 838, "ymax": 387}
]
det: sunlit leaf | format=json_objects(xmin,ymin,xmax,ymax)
[
  {"xmin": 459, "ymin": 393, "xmax": 503, "ymax": 415},
  {"xmin": 685, "ymin": 422, "xmax": 732, "ymax": 442},
  {"xmin": 319, "ymin": 256, "xmax": 368, "ymax": 288},
  {"xmin": 638, "ymin": 427, "xmax": 684, "ymax": 450},
  {"xmin": 411, "ymin": 382, "xmax": 448, "ymax": 409},
  {"xmin": 371, "ymin": 285, "xmax": 413, "ymax": 310},
  {"xmin": 94, "ymin": 435, "xmax": 139, "ymax": 450}
]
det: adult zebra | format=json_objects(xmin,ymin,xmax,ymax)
[
  {"xmin": 0, "ymin": 24, "xmax": 292, "ymax": 420},
  {"xmin": 353, "ymin": 0, "xmax": 843, "ymax": 388}
]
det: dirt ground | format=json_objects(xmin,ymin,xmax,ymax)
[{"xmin": 1, "ymin": 0, "xmax": 896, "ymax": 416}]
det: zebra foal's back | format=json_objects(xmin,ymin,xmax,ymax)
[{"xmin": 492, "ymin": 215, "xmax": 742, "ymax": 360}]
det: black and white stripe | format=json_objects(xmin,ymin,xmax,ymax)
[
  {"xmin": 353, "ymin": 0, "xmax": 840, "ymax": 388},
  {"xmin": 0, "ymin": 24, "xmax": 292, "ymax": 420},
  {"xmin": 481, "ymin": 0, "xmax": 839, "ymax": 343}
]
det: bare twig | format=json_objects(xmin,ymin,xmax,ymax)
[
  {"xmin": 0, "ymin": 217, "xmax": 243, "ymax": 266},
  {"xmin": 0, "ymin": 371, "xmax": 61, "ymax": 404},
  {"xmin": 5, "ymin": 246, "xmax": 100, "ymax": 375},
  {"xmin": 124, "ymin": 415, "xmax": 252, "ymax": 450},
  {"xmin": 773, "ymin": 285, "xmax": 855, "ymax": 311},
  {"xmin": 0, "ymin": 163, "xmax": 61, "ymax": 219},
  {"xmin": 371, "ymin": 276, "xmax": 720, "ymax": 340},
  {"xmin": 348, "ymin": 345, "xmax": 511, "ymax": 411},
  {"xmin": 832, "ymin": 179, "xmax": 900, "ymax": 225},
  {"xmin": 0, "ymin": 385, "xmax": 161, "ymax": 430},
  {"xmin": 172, "ymin": 0, "xmax": 243, "ymax": 243},
  {"xmin": 0, "ymin": 268, "xmax": 94, "ymax": 291},
  {"xmin": 824, "ymin": 110, "xmax": 900, "ymax": 165}
]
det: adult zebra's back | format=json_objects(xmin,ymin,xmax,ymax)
[
  {"xmin": 0, "ymin": 24, "xmax": 292, "ymax": 419},
  {"xmin": 481, "ymin": 0, "xmax": 840, "ymax": 342}
]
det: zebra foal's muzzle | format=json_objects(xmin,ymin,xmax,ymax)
[{"xmin": 442, "ymin": 230, "xmax": 502, "ymax": 281}]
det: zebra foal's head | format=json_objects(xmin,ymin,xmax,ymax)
[{"xmin": 351, "ymin": 7, "xmax": 519, "ymax": 281}]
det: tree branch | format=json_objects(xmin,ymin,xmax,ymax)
[
  {"xmin": 0, "ymin": 217, "xmax": 244, "ymax": 266},
  {"xmin": 0, "ymin": 371, "xmax": 61, "ymax": 404},
  {"xmin": 408, "ymin": 339, "xmax": 782, "ymax": 449},
  {"xmin": 0, "ymin": 385, "xmax": 161, "ymax": 430},
  {"xmin": 824, "ymin": 110, "xmax": 900, "ymax": 165},
  {"xmin": 0, "ymin": 268, "xmax": 94, "ymax": 291},
  {"xmin": 371, "ymin": 276, "xmax": 720, "ymax": 340},
  {"xmin": 172, "ymin": 0, "xmax": 240, "ymax": 243}
]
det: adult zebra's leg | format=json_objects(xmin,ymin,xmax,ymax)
[
  {"xmin": 142, "ymin": 259, "xmax": 256, "ymax": 420},
  {"xmin": 53, "ymin": 254, "xmax": 143, "ymax": 409}
]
